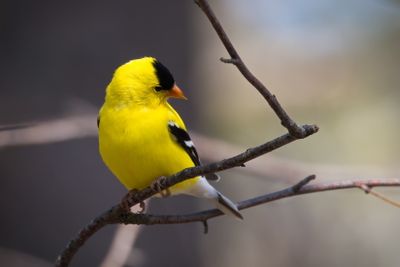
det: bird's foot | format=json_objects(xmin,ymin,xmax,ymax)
[
  {"xmin": 150, "ymin": 176, "xmax": 171, "ymax": 197},
  {"xmin": 120, "ymin": 189, "xmax": 146, "ymax": 213}
]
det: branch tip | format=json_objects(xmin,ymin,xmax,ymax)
[
  {"xmin": 292, "ymin": 124, "xmax": 319, "ymax": 139},
  {"xmin": 202, "ymin": 220, "xmax": 209, "ymax": 234},
  {"xmin": 288, "ymin": 125, "xmax": 306, "ymax": 138},
  {"xmin": 220, "ymin": 57, "xmax": 239, "ymax": 65},
  {"xmin": 287, "ymin": 124, "xmax": 320, "ymax": 139},
  {"xmin": 292, "ymin": 175, "xmax": 316, "ymax": 192}
]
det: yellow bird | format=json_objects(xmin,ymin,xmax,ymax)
[{"xmin": 98, "ymin": 57, "xmax": 242, "ymax": 219}]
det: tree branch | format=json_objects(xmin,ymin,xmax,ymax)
[
  {"xmin": 118, "ymin": 177, "xmax": 400, "ymax": 225},
  {"xmin": 56, "ymin": 175, "xmax": 400, "ymax": 266},
  {"xmin": 57, "ymin": 125, "xmax": 321, "ymax": 267},
  {"xmin": 195, "ymin": 0, "xmax": 310, "ymax": 137},
  {"xmin": 55, "ymin": 176, "xmax": 400, "ymax": 267}
]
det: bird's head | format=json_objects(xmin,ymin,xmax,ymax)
[{"xmin": 105, "ymin": 57, "xmax": 186, "ymax": 107}]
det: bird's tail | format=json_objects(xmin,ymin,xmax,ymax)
[
  {"xmin": 187, "ymin": 177, "xmax": 243, "ymax": 220},
  {"xmin": 214, "ymin": 191, "xmax": 243, "ymax": 220}
]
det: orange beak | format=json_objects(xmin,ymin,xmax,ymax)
[{"xmin": 168, "ymin": 84, "xmax": 187, "ymax": 100}]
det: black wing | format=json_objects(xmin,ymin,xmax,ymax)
[
  {"xmin": 168, "ymin": 121, "xmax": 200, "ymax": 166},
  {"xmin": 168, "ymin": 121, "xmax": 219, "ymax": 181}
]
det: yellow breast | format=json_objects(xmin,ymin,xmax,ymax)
[{"xmin": 98, "ymin": 103, "xmax": 199, "ymax": 193}]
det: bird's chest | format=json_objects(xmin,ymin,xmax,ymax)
[
  {"xmin": 98, "ymin": 107, "xmax": 175, "ymax": 188},
  {"xmin": 101, "ymin": 107, "xmax": 171, "ymax": 154}
]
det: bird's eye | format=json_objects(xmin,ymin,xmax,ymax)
[{"xmin": 155, "ymin": 86, "xmax": 163, "ymax": 92}]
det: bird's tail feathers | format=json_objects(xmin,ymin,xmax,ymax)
[
  {"xmin": 214, "ymin": 191, "xmax": 243, "ymax": 220},
  {"xmin": 188, "ymin": 177, "xmax": 243, "ymax": 220}
]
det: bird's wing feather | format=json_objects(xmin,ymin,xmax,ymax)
[
  {"xmin": 168, "ymin": 121, "xmax": 200, "ymax": 166},
  {"xmin": 167, "ymin": 121, "xmax": 219, "ymax": 181}
]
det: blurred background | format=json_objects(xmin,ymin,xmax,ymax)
[{"xmin": 1, "ymin": 0, "xmax": 400, "ymax": 266}]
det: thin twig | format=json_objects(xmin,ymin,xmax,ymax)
[
  {"xmin": 292, "ymin": 174, "xmax": 316, "ymax": 192},
  {"xmin": 220, "ymin": 57, "xmax": 239, "ymax": 65},
  {"xmin": 202, "ymin": 220, "xmax": 209, "ymax": 234},
  {"xmin": 0, "ymin": 114, "xmax": 97, "ymax": 148},
  {"xmin": 0, "ymin": 122, "xmax": 36, "ymax": 131},
  {"xmin": 195, "ymin": 0, "xmax": 309, "ymax": 137},
  {"xmin": 358, "ymin": 184, "xmax": 400, "ymax": 208}
]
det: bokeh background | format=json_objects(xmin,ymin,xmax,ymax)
[{"xmin": 1, "ymin": 0, "xmax": 400, "ymax": 266}]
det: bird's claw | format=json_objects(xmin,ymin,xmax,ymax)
[
  {"xmin": 120, "ymin": 188, "xmax": 146, "ymax": 213},
  {"xmin": 151, "ymin": 176, "xmax": 171, "ymax": 197}
]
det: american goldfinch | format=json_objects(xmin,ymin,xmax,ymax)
[{"xmin": 98, "ymin": 57, "xmax": 242, "ymax": 219}]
